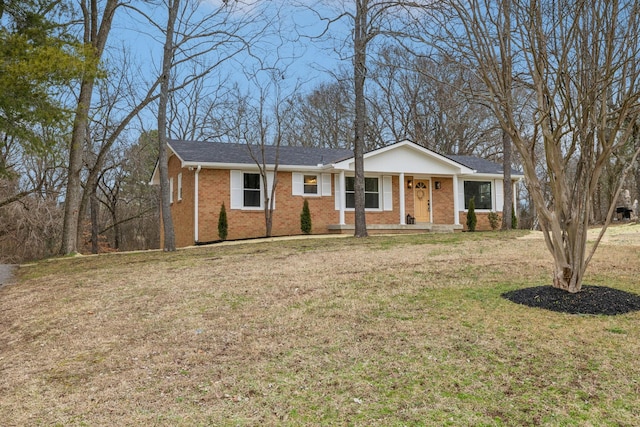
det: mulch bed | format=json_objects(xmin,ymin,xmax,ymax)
[{"xmin": 502, "ymin": 285, "xmax": 640, "ymax": 315}]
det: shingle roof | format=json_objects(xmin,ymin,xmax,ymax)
[
  {"xmin": 168, "ymin": 140, "xmax": 353, "ymax": 166},
  {"xmin": 448, "ymin": 155, "xmax": 523, "ymax": 176},
  {"xmin": 167, "ymin": 139, "xmax": 522, "ymax": 176}
]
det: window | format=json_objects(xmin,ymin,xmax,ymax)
[
  {"xmin": 243, "ymin": 173, "xmax": 261, "ymax": 207},
  {"xmin": 169, "ymin": 177, "xmax": 174, "ymax": 204},
  {"xmin": 345, "ymin": 176, "xmax": 380, "ymax": 209},
  {"xmin": 303, "ymin": 175, "xmax": 318, "ymax": 195},
  {"xmin": 464, "ymin": 181, "xmax": 492, "ymax": 210},
  {"xmin": 177, "ymin": 172, "xmax": 182, "ymax": 201}
]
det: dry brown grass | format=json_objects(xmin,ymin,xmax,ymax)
[{"xmin": 1, "ymin": 229, "xmax": 640, "ymax": 426}]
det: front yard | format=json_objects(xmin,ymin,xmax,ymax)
[{"xmin": 1, "ymin": 227, "xmax": 639, "ymax": 425}]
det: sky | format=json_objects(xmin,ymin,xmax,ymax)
[{"xmin": 109, "ymin": 1, "xmax": 352, "ymax": 95}]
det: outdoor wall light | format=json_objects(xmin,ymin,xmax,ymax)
[
  {"xmin": 407, "ymin": 179, "xmax": 413, "ymax": 189},
  {"xmin": 435, "ymin": 181, "xmax": 442, "ymax": 190}
]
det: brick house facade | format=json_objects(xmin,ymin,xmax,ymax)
[{"xmin": 152, "ymin": 140, "xmax": 522, "ymax": 247}]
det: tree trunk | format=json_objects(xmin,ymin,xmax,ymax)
[
  {"xmin": 353, "ymin": 0, "xmax": 368, "ymax": 238},
  {"xmin": 61, "ymin": 79, "xmax": 93, "ymax": 254},
  {"xmin": 60, "ymin": 0, "xmax": 119, "ymax": 255},
  {"xmin": 501, "ymin": 129, "xmax": 513, "ymax": 229},
  {"xmin": 158, "ymin": 0, "xmax": 180, "ymax": 252},
  {"xmin": 90, "ymin": 187, "xmax": 99, "ymax": 254},
  {"xmin": 500, "ymin": 0, "xmax": 513, "ymax": 230}
]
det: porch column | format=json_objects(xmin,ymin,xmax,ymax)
[
  {"xmin": 399, "ymin": 172, "xmax": 406, "ymax": 224},
  {"xmin": 453, "ymin": 174, "xmax": 460, "ymax": 225},
  {"xmin": 339, "ymin": 171, "xmax": 346, "ymax": 225}
]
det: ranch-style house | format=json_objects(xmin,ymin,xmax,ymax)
[{"xmin": 151, "ymin": 139, "xmax": 523, "ymax": 247}]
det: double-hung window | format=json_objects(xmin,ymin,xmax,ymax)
[
  {"xmin": 464, "ymin": 181, "xmax": 492, "ymax": 210},
  {"xmin": 303, "ymin": 175, "xmax": 318, "ymax": 195},
  {"xmin": 345, "ymin": 176, "xmax": 380, "ymax": 209},
  {"xmin": 243, "ymin": 173, "xmax": 261, "ymax": 207}
]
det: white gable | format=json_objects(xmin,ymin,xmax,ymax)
[{"xmin": 332, "ymin": 141, "xmax": 474, "ymax": 175}]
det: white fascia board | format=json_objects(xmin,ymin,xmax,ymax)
[
  {"xmin": 180, "ymin": 162, "xmax": 333, "ymax": 172},
  {"xmin": 460, "ymin": 173, "xmax": 524, "ymax": 180},
  {"xmin": 149, "ymin": 160, "xmax": 160, "ymax": 185},
  {"xmin": 166, "ymin": 141, "xmax": 185, "ymax": 164},
  {"xmin": 331, "ymin": 140, "xmax": 476, "ymax": 175}
]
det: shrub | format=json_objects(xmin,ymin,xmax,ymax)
[
  {"xmin": 300, "ymin": 199, "xmax": 312, "ymax": 234},
  {"xmin": 488, "ymin": 211, "xmax": 500, "ymax": 230},
  {"xmin": 466, "ymin": 198, "xmax": 477, "ymax": 232},
  {"xmin": 218, "ymin": 203, "xmax": 228, "ymax": 240},
  {"xmin": 512, "ymin": 208, "xmax": 518, "ymax": 229}
]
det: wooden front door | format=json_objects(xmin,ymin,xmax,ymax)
[{"xmin": 414, "ymin": 180, "xmax": 430, "ymax": 222}]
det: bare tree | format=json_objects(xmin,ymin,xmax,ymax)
[
  {"xmin": 500, "ymin": 0, "xmax": 513, "ymax": 230},
  {"xmin": 368, "ymin": 46, "xmax": 504, "ymax": 155},
  {"xmin": 157, "ymin": 0, "xmax": 180, "ymax": 251},
  {"xmin": 61, "ymin": 0, "xmax": 120, "ymax": 255},
  {"xmin": 288, "ymin": 78, "xmax": 355, "ymax": 149},
  {"xmin": 226, "ymin": 72, "xmax": 298, "ymax": 237},
  {"xmin": 419, "ymin": 0, "xmax": 640, "ymax": 292}
]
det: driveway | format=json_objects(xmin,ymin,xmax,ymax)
[{"xmin": 0, "ymin": 264, "xmax": 16, "ymax": 286}]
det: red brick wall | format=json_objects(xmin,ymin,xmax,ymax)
[
  {"xmin": 161, "ymin": 162, "xmax": 485, "ymax": 246},
  {"xmin": 431, "ymin": 177, "xmax": 455, "ymax": 224},
  {"xmin": 459, "ymin": 211, "xmax": 494, "ymax": 231},
  {"xmin": 195, "ymin": 169, "xmax": 341, "ymax": 242},
  {"xmin": 167, "ymin": 155, "xmax": 195, "ymax": 247}
]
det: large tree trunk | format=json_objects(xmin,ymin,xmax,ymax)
[
  {"xmin": 158, "ymin": 0, "xmax": 179, "ymax": 252},
  {"xmin": 61, "ymin": 79, "xmax": 93, "ymax": 254},
  {"xmin": 60, "ymin": 0, "xmax": 119, "ymax": 255},
  {"xmin": 353, "ymin": 0, "xmax": 368, "ymax": 238},
  {"xmin": 500, "ymin": 0, "xmax": 513, "ymax": 230},
  {"xmin": 501, "ymin": 129, "xmax": 513, "ymax": 229}
]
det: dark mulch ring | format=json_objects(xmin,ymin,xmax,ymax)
[{"xmin": 502, "ymin": 285, "xmax": 640, "ymax": 315}]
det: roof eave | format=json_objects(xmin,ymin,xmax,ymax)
[{"xmin": 180, "ymin": 161, "xmax": 334, "ymax": 172}]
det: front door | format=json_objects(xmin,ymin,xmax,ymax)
[{"xmin": 414, "ymin": 180, "xmax": 430, "ymax": 222}]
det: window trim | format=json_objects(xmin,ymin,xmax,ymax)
[
  {"xmin": 344, "ymin": 176, "xmax": 382, "ymax": 211},
  {"xmin": 177, "ymin": 172, "xmax": 183, "ymax": 202},
  {"xmin": 242, "ymin": 172, "xmax": 262, "ymax": 209},
  {"xmin": 463, "ymin": 180, "xmax": 493, "ymax": 211},
  {"xmin": 169, "ymin": 177, "xmax": 174, "ymax": 204},
  {"xmin": 303, "ymin": 174, "xmax": 319, "ymax": 196}
]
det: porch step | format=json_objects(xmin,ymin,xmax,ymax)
[
  {"xmin": 430, "ymin": 224, "xmax": 457, "ymax": 233},
  {"xmin": 327, "ymin": 223, "xmax": 460, "ymax": 234}
]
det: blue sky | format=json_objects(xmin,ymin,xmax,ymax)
[{"xmin": 109, "ymin": 1, "xmax": 352, "ymax": 97}]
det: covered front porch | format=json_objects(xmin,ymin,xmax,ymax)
[{"xmin": 327, "ymin": 141, "xmax": 478, "ymax": 233}]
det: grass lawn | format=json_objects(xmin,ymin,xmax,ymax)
[{"xmin": 1, "ymin": 227, "xmax": 640, "ymax": 426}]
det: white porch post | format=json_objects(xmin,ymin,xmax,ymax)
[
  {"xmin": 339, "ymin": 171, "xmax": 346, "ymax": 225},
  {"xmin": 194, "ymin": 165, "xmax": 201, "ymax": 242},
  {"xmin": 399, "ymin": 172, "xmax": 406, "ymax": 225},
  {"xmin": 453, "ymin": 174, "xmax": 460, "ymax": 225}
]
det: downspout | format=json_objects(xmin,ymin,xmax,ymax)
[
  {"xmin": 399, "ymin": 172, "xmax": 406, "ymax": 224},
  {"xmin": 194, "ymin": 165, "xmax": 201, "ymax": 243},
  {"xmin": 339, "ymin": 171, "xmax": 346, "ymax": 225}
]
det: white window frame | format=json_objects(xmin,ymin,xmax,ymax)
[
  {"xmin": 463, "ymin": 180, "xmax": 493, "ymax": 211},
  {"xmin": 303, "ymin": 174, "xmax": 319, "ymax": 195},
  {"xmin": 177, "ymin": 172, "xmax": 183, "ymax": 202},
  {"xmin": 292, "ymin": 173, "xmax": 331, "ymax": 197},
  {"xmin": 242, "ymin": 172, "xmax": 262, "ymax": 209},
  {"xmin": 169, "ymin": 177, "xmax": 174, "ymax": 204},
  {"xmin": 344, "ymin": 176, "xmax": 383, "ymax": 211},
  {"xmin": 230, "ymin": 170, "xmax": 275, "ymax": 210}
]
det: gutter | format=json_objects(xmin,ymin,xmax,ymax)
[{"xmin": 194, "ymin": 165, "xmax": 201, "ymax": 243}]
